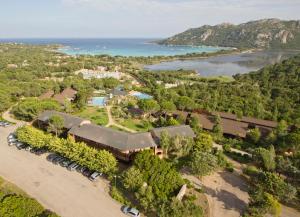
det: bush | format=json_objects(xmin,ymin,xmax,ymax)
[
  {"xmin": 0, "ymin": 195, "xmax": 44, "ymax": 217},
  {"xmin": 109, "ymin": 186, "xmax": 130, "ymax": 205},
  {"xmin": 223, "ymin": 144, "xmax": 231, "ymax": 152},
  {"xmin": 243, "ymin": 166, "xmax": 259, "ymax": 176}
]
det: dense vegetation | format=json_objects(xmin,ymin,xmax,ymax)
[
  {"xmin": 133, "ymin": 55, "xmax": 300, "ymax": 126},
  {"xmin": 0, "ymin": 177, "xmax": 59, "ymax": 217},
  {"xmin": 158, "ymin": 19, "xmax": 300, "ymax": 49}
]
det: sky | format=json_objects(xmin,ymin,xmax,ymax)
[{"xmin": 0, "ymin": 0, "xmax": 299, "ymax": 38}]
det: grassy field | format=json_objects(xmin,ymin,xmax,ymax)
[
  {"xmin": 119, "ymin": 118, "xmax": 153, "ymax": 132},
  {"xmin": 75, "ymin": 107, "xmax": 109, "ymax": 126}
]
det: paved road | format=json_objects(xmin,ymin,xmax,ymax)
[{"xmin": 0, "ymin": 124, "xmax": 126, "ymax": 217}]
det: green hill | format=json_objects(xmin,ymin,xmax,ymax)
[{"xmin": 158, "ymin": 19, "xmax": 300, "ymax": 49}]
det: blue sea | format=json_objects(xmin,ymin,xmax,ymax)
[{"xmin": 0, "ymin": 38, "xmax": 226, "ymax": 57}]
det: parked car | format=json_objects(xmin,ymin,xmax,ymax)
[
  {"xmin": 52, "ymin": 156, "xmax": 65, "ymax": 165},
  {"xmin": 34, "ymin": 148, "xmax": 47, "ymax": 155},
  {"xmin": 7, "ymin": 133, "xmax": 16, "ymax": 140},
  {"xmin": 0, "ymin": 121, "xmax": 10, "ymax": 127},
  {"xmin": 67, "ymin": 162, "xmax": 79, "ymax": 171},
  {"xmin": 60, "ymin": 159, "xmax": 72, "ymax": 167},
  {"xmin": 83, "ymin": 168, "xmax": 93, "ymax": 177},
  {"xmin": 17, "ymin": 143, "xmax": 28, "ymax": 150},
  {"xmin": 77, "ymin": 166, "xmax": 87, "ymax": 173},
  {"xmin": 15, "ymin": 142, "xmax": 24, "ymax": 149},
  {"xmin": 25, "ymin": 146, "xmax": 33, "ymax": 151},
  {"xmin": 121, "ymin": 206, "xmax": 140, "ymax": 217},
  {"xmin": 89, "ymin": 171, "xmax": 102, "ymax": 181},
  {"xmin": 47, "ymin": 153, "xmax": 59, "ymax": 162}
]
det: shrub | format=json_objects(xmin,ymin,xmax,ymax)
[
  {"xmin": 223, "ymin": 144, "xmax": 231, "ymax": 152},
  {"xmin": 243, "ymin": 166, "xmax": 259, "ymax": 176},
  {"xmin": 0, "ymin": 195, "xmax": 44, "ymax": 217},
  {"xmin": 109, "ymin": 186, "xmax": 129, "ymax": 205}
]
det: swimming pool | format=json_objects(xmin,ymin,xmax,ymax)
[
  {"xmin": 90, "ymin": 97, "xmax": 107, "ymax": 106},
  {"xmin": 131, "ymin": 92, "xmax": 153, "ymax": 100}
]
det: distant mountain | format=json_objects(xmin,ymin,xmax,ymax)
[{"xmin": 158, "ymin": 19, "xmax": 300, "ymax": 49}]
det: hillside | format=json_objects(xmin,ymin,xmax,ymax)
[{"xmin": 158, "ymin": 19, "xmax": 300, "ymax": 49}]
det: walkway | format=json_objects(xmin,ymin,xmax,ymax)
[
  {"xmin": 105, "ymin": 106, "xmax": 136, "ymax": 133},
  {"xmin": 213, "ymin": 142, "xmax": 252, "ymax": 157}
]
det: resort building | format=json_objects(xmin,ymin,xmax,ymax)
[
  {"xmin": 53, "ymin": 87, "xmax": 77, "ymax": 105},
  {"xmin": 169, "ymin": 110, "xmax": 278, "ymax": 139},
  {"xmin": 37, "ymin": 111, "xmax": 196, "ymax": 162},
  {"xmin": 69, "ymin": 124, "xmax": 159, "ymax": 161},
  {"xmin": 77, "ymin": 69, "xmax": 121, "ymax": 80}
]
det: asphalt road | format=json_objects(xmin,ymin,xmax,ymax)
[{"xmin": 0, "ymin": 124, "xmax": 126, "ymax": 217}]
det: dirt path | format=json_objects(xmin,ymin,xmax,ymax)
[{"xmin": 105, "ymin": 106, "xmax": 136, "ymax": 133}]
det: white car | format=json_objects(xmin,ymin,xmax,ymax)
[
  {"xmin": 89, "ymin": 171, "xmax": 102, "ymax": 181},
  {"xmin": 121, "ymin": 206, "xmax": 140, "ymax": 217}
]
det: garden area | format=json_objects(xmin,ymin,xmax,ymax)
[{"xmin": 75, "ymin": 107, "xmax": 109, "ymax": 126}]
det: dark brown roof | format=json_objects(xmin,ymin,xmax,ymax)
[
  {"xmin": 53, "ymin": 88, "xmax": 77, "ymax": 104},
  {"xmin": 39, "ymin": 90, "xmax": 54, "ymax": 99},
  {"xmin": 212, "ymin": 111, "xmax": 237, "ymax": 120},
  {"xmin": 61, "ymin": 87, "xmax": 77, "ymax": 99},
  {"xmin": 196, "ymin": 113, "xmax": 215, "ymax": 130},
  {"xmin": 241, "ymin": 116, "xmax": 278, "ymax": 128},
  {"xmin": 69, "ymin": 124, "xmax": 156, "ymax": 151},
  {"xmin": 221, "ymin": 118, "xmax": 248, "ymax": 138},
  {"xmin": 151, "ymin": 125, "xmax": 196, "ymax": 139},
  {"xmin": 195, "ymin": 113, "xmax": 248, "ymax": 138},
  {"xmin": 38, "ymin": 110, "xmax": 87, "ymax": 130}
]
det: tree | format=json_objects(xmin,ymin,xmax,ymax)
[
  {"xmin": 48, "ymin": 115, "xmax": 64, "ymax": 136},
  {"xmin": 175, "ymin": 96, "xmax": 194, "ymax": 111},
  {"xmin": 254, "ymin": 171, "xmax": 297, "ymax": 202},
  {"xmin": 247, "ymin": 128, "xmax": 261, "ymax": 144},
  {"xmin": 135, "ymin": 185, "xmax": 155, "ymax": 212},
  {"xmin": 285, "ymin": 129, "xmax": 300, "ymax": 152},
  {"xmin": 253, "ymin": 146, "xmax": 276, "ymax": 171},
  {"xmin": 212, "ymin": 115, "xmax": 223, "ymax": 137},
  {"xmin": 138, "ymin": 99, "xmax": 160, "ymax": 117},
  {"xmin": 189, "ymin": 151, "xmax": 218, "ymax": 176},
  {"xmin": 160, "ymin": 131, "xmax": 171, "ymax": 156},
  {"xmin": 122, "ymin": 167, "xmax": 144, "ymax": 191},
  {"xmin": 160, "ymin": 100, "xmax": 176, "ymax": 114},
  {"xmin": 166, "ymin": 117, "xmax": 180, "ymax": 126},
  {"xmin": 134, "ymin": 151, "xmax": 184, "ymax": 201},
  {"xmin": 276, "ymin": 120, "xmax": 288, "ymax": 137},
  {"xmin": 193, "ymin": 133, "xmax": 213, "ymax": 152},
  {"xmin": 158, "ymin": 197, "xmax": 203, "ymax": 217}
]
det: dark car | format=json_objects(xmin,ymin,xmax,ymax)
[
  {"xmin": 52, "ymin": 156, "xmax": 65, "ymax": 165},
  {"xmin": 34, "ymin": 148, "xmax": 47, "ymax": 155},
  {"xmin": 60, "ymin": 159, "xmax": 72, "ymax": 167},
  {"xmin": 77, "ymin": 166, "xmax": 87, "ymax": 173},
  {"xmin": 83, "ymin": 168, "xmax": 93, "ymax": 177},
  {"xmin": 47, "ymin": 153, "xmax": 59, "ymax": 162}
]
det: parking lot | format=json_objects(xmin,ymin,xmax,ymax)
[{"xmin": 0, "ymin": 124, "xmax": 126, "ymax": 217}]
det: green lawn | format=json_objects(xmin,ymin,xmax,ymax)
[
  {"xmin": 75, "ymin": 107, "xmax": 109, "ymax": 126},
  {"xmin": 120, "ymin": 118, "xmax": 153, "ymax": 132}
]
